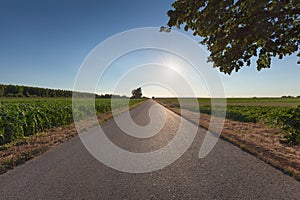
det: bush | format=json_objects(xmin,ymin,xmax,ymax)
[{"xmin": 275, "ymin": 106, "xmax": 300, "ymax": 144}]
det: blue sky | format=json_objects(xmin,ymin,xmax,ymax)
[{"xmin": 0, "ymin": 0, "xmax": 299, "ymax": 97}]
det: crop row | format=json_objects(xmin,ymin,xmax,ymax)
[{"xmin": 0, "ymin": 98, "xmax": 145, "ymax": 145}]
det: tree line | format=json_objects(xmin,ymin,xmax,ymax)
[
  {"xmin": 0, "ymin": 84, "xmax": 130, "ymax": 98},
  {"xmin": 0, "ymin": 84, "xmax": 72, "ymax": 97}
]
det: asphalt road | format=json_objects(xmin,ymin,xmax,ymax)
[{"xmin": 1, "ymin": 100, "xmax": 300, "ymax": 199}]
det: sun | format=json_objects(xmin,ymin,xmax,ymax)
[{"xmin": 159, "ymin": 53, "xmax": 183, "ymax": 74}]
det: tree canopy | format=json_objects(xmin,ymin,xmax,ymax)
[
  {"xmin": 131, "ymin": 87, "xmax": 142, "ymax": 98},
  {"xmin": 167, "ymin": 0, "xmax": 300, "ymax": 74}
]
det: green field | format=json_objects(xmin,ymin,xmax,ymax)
[
  {"xmin": 159, "ymin": 97, "xmax": 300, "ymax": 106},
  {"xmin": 158, "ymin": 98, "xmax": 300, "ymax": 144},
  {"xmin": 0, "ymin": 98, "xmax": 145, "ymax": 145}
]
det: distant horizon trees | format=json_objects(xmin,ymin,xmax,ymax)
[
  {"xmin": 0, "ymin": 84, "xmax": 72, "ymax": 97},
  {"xmin": 282, "ymin": 95, "xmax": 300, "ymax": 99},
  {"xmin": 0, "ymin": 84, "xmax": 129, "ymax": 98},
  {"xmin": 0, "ymin": 84, "xmax": 298, "ymax": 98}
]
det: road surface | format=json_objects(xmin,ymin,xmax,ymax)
[{"xmin": 1, "ymin": 100, "xmax": 300, "ymax": 199}]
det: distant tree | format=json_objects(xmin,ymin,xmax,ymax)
[
  {"xmin": 167, "ymin": 0, "xmax": 300, "ymax": 74},
  {"xmin": 5, "ymin": 85, "xmax": 18, "ymax": 95},
  {"xmin": 22, "ymin": 87, "xmax": 28, "ymax": 97},
  {"xmin": 0, "ymin": 85, "xmax": 4, "ymax": 97},
  {"xmin": 131, "ymin": 87, "xmax": 142, "ymax": 98},
  {"xmin": 282, "ymin": 95, "xmax": 295, "ymax": 98},
  {"xmin": 104, "ymin": 94, "xmax": 112, "ymax": 98}
]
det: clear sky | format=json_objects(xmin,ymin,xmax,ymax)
[{"xmin": 0, "ymin": 0, "xmax": 299, "ymax": 97}]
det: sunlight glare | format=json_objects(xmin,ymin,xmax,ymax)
[{"xmin": 160, "ymin": 54, "xmax": 183, "ymax": 75}]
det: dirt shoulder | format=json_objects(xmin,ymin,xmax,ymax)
[{"xmin": 157, "ymin": 100, "xmax": 300, "ymax": 181}]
